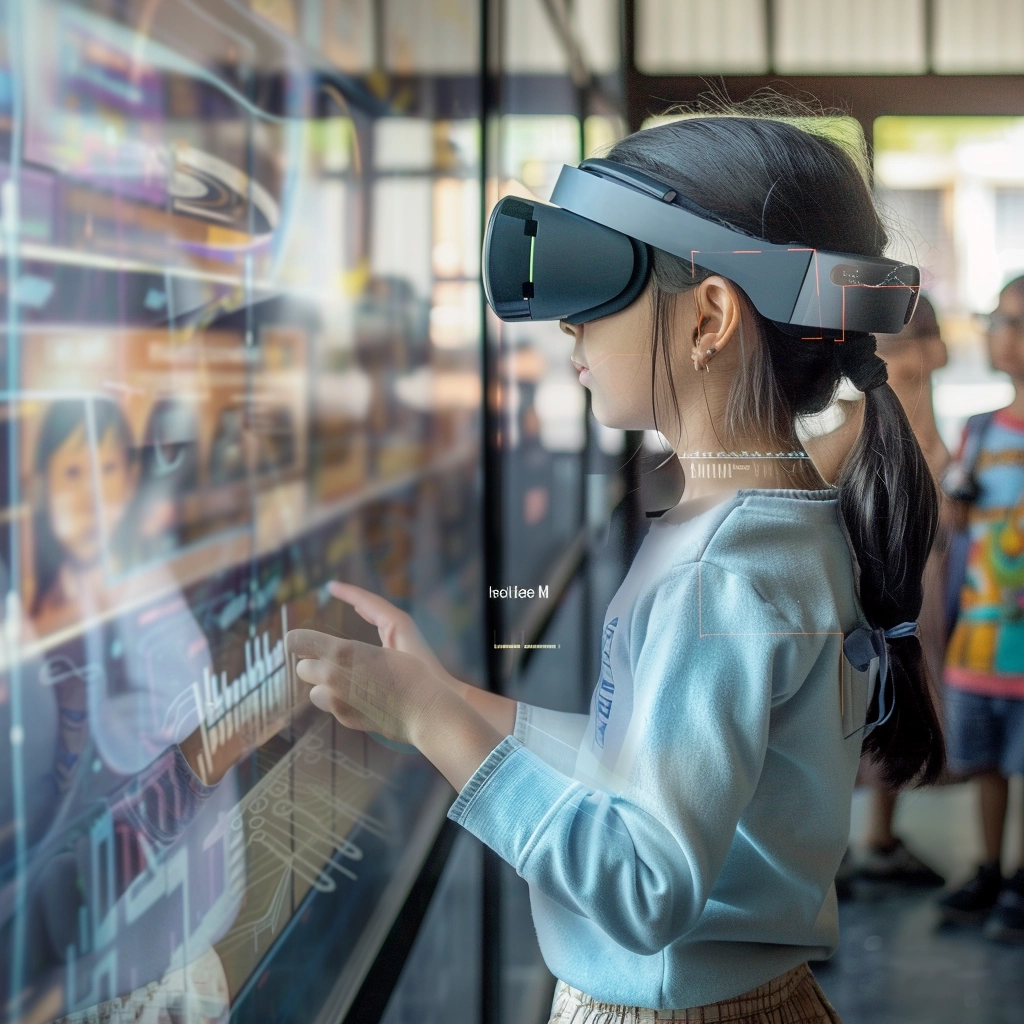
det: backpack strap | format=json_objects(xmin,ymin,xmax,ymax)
[
  {"xmin": 943, "ymin": 409, "xmax": 997, "ymax": 639},
  {"xmin": 942, "ymin": 410, "xmax": 996, "ymax": 503},
  {"xmin": 962, "ymin": 410, "xmax": 996, "ymax": 480}
]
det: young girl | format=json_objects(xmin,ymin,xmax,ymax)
[{"xmin": 288, "ymin": 110, "xmax": 945, "ymax": 1021}]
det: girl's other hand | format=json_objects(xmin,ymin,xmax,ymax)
[
  {"xmin": 327, "ymin": 581, "xmax": 517, "ymax": 739},
  {"xmin": 287, "ymin": 628, "xmax": 449, "ymax": 747},
  {"xmin": 327, "ymin": 582, "xmax": 459, "ymax": 690}
]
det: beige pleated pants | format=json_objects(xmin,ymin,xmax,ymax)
[{"xmin": 548, "ymin": 963, "xmax": 843, "ymax": 1024}]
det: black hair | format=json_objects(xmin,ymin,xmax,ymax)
[
  {"xmin": 1001, "ymin": 273, "xmax": 1024, "ymax": 303},
  {"xmin": 609, "ymin": 104, "xmax": 944, "ymax": 787},
  {"xmin": 31, "ymin": 398, "xmax": 136, "ymax": 616}
]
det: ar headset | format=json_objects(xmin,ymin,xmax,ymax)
[{"xmin": 483, "ymin": 158, "xmax": 920, "ymax": 337}]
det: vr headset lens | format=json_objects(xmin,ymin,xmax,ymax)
[{"xmin": 483, "ymin": 196, "xmax": 650, "ymax": 325}]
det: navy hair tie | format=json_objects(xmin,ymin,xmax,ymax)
[{"xmin": 843, "ymin": 621, "xmax": 918, "ymax": 738}]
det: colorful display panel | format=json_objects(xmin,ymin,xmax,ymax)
[{"xmin": 0, "ymin": 2, "xmax": 483, "ymax": 1022}]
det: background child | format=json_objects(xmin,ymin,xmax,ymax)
[
  {"xmin": 939, "ymin": 275, "xmax": 1024, "ymax": 942},
  {"xmin": 857, "ymin": 296, "xmax": 950, "ymax": 886},
  {"xmin": 802, "ymin": 297, "xmax": 950, "ymax": 894}
]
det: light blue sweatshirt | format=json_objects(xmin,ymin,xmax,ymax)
[{"xmin": 448, "ymin": 488, "xmax": 876, "ymax": 1009}]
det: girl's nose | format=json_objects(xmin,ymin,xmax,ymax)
[{"xmin": 559, "ymin": 320, "xmax": 581, "ymax": 340}]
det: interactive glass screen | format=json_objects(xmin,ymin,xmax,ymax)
[{"xmin": 0, "ymin": 2, "xmax": 484, "ymax": 1022}]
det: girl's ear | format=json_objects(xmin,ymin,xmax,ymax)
[{"xmin": 691, "ymin": 276, "xmax": 744, "ymax": 370}]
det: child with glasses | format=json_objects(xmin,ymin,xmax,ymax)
[{"xmin": 939, "ymin": 274, "xmax": 1024, "ymax": 942}]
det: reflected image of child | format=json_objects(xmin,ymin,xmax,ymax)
[
  {"xmin": 2, "ymin": 397, "xmax": 250, "ymax": 1019},
  {"xmin": 29, "ymin": 398, "xmax": 138, "ymax": 629}
]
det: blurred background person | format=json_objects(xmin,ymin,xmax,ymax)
[
  {"xmin": 939, "ymin": 275, "xmax": 1024, "ymax": 942},
  {"xmin": 854, "ymin": 295, "xmax": 949, "ymax": 886},
  {"xmin": 804, "ymin": 296, "xmax": 949, "ymax": 891}
]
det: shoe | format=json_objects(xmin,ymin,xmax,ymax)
[
  {"xmin": 859, "ymin": 839, "xmax": 945, "ymax": 888},
  {"xmin": 984, "ymin": 868, "xmax": 1024, "ymax": 943},
  {"xmin": 938, "ymin": 862, "xmax": 1003, "ymax": 925}
]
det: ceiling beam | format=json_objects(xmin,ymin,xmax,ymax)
[{"xmin": 626, "ymin": 72, "xmax": 1024, "ymax": 142}]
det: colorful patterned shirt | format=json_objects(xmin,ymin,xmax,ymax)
[{"xmin": 945, "ymin": 409, "xmax": 1024, "ymax": 698}]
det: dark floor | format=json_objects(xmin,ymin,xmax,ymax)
[
  {"xmin": 504, "ymin": 772, "xmax": 1024, "ymax": 1024},
  {"xmin": 815, "ymin": 890, "xmax": 1024, "ymax": 1023},
  {"xmin": 814, "ymin": 781, "xmax": 1024, "ymax": 1024}
]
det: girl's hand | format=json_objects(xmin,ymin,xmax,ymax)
[
  {"xmin": 327, "ymin": 582, "xmax": 462, "ymax": 694},
  {"xmin": 327, "ymin": 581, "xmax": 518, "ymax": 738},
  {"xmin": 287, "ymin": 628, "xmax": 505, "ymax": 792},
  {"xmin": 287, "ymin": 628, "xmax": 449, "ymax": 747}
]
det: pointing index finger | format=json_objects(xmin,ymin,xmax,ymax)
[
  {"xmin": 327, "ymin": 582, "xmax": 402, "ymax": 626},
  {"xmin": 285, "ymin": 628, "xmax": 345, "ymax": 662}
]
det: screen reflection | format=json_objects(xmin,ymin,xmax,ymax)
[{"xmin": 0, "ymin": 2, "xmax": 483, "ymax": 1021}]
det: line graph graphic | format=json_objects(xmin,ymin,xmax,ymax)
[
  {"xmin": 183, "ymin": 605, "xmax": 294, "ymax": 783},
  {"xmin": 215, "ymin": 715, "xmax": 394, "ymax": 972}
]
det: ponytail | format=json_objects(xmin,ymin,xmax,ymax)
[{"xmin": 837, "ymin": 340, "xmax": 945, "ymax": 787}]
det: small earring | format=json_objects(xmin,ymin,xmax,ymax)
[{"xmin": 692, "ymin": 344, "xmax": 717, "ymax": 372}]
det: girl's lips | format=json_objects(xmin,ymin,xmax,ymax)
[{"xmin": 571, "ymin": 357, "xmax": 590, "ymax": 384}]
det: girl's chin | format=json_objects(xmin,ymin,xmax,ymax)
[{"xmin": 590, "ymin": 405, "xmax": 640, "ymax": 432}]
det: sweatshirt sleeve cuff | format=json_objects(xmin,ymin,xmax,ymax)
[
  {"xmin": 513, "ymin": 701, "xmax": 530, "ymax": 743},
  {"xmin": 447, "ymin": 735, "xmax": 579, "ymax": 868},
  {"xmin": 447, "ymin": 734, "xmax": 521, "ymax": 822}
]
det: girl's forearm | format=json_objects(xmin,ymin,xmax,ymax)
[
  {"xmin": 411, "ymin": 687, "xmax": 507, "ymax": 792},
  {"xmin": 447, "ymin": 678, "xmax": 518, "ymax": 736}
]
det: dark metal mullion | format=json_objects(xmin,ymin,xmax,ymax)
[
  {"xmin": 340, "ymin": 821, "xmax": 460, "ymax": 1024},
  {"xmin": 622, "ymin": 0, "xmax": 646, "ymax": 133},
  {"xmin": 479, "ymin": 1, "xmax": 505, "ymax": 1022},
  {"xmin": 575, "ymin": 58, "xmax": 597, "ymax": 718},
  {"xmin": 373, "ymin": 0, "xmax": 387, "ymax": 74},
  {"xmin": 923, "ymin": 0, "xmax": 935, "ymax": 75},
  {"xmin": 612, "ymin": 0, "xmax": 646, "ymax": 547}
]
